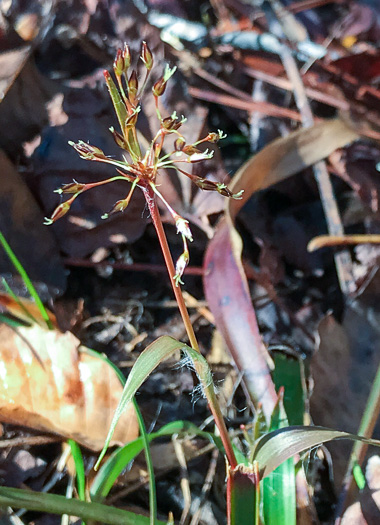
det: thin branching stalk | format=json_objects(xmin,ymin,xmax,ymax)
[{"xmin": 142, "ymin": 183, "xmax": 237, "ymax": 469}]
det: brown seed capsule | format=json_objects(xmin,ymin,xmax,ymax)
[
  {"xmin": 55, "ymin": 182, "xmax": 86, "ymax": 194},
  {"xmin": 152, "ymin": 77, "xmax": 167, "ymax": 97},
  {"xmin": 162, "ymin": 116, "xmax": 177, "ymax": 130},
  {"xmin": 141, "ymin": 41, "xmax": 153, "ymax": 70},
  {"xmin": 194, "ymin": 178, "xmax": 219, "ymax": 191},
  {"xmin": 109, "ymin": 199, "xmax": 129, "ymax": 214},
  {"xmin": 182, "ymin": 145, "xmax": 201, "ymax": 156},
  {"xmin": 174, "ymin": 137, "xmax": 186, "ymax": 151}
]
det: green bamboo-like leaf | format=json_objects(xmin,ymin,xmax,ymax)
[
  {"xmin": 0, "ymin": 486, "xmax": 166, "ymax": 525},
  {"xmin": 252, "ymin": 426, "xmax": 380, "ymax": 479}
]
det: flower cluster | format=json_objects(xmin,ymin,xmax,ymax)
[{"xmin": 45, "ymin": 42, "xmax": 243, "ymax": 285}]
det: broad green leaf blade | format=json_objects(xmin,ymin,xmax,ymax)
[
  {"xmin": 271, "ymin": 349, "xmax": 306, "ymax": 426},
  {"xmin": 262, "ymin": 459, "xmax": 295, "ymax": 525},
  {"xmin": 262, "ymin": 397, "xmax": 296, "ymax": 525},
  {"xmin": 0, "ymin": 486, "xmax": 166, "ymax": 525},
  {"xmin": 252, "ymin": 426, "xmax": 380, "ymax": 479},
  {"xmin": 96, "ymin": 336, "xmax": 189, "ymax": 468}
]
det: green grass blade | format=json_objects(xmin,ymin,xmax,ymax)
[
  {"xmin": 252, "ymin": 426, "xmax": 380, "ymax": 479},
  {"xmin": 91, "ymin": 420, "xmax": 232, "ymax": 502},
  {"xmin": 1, "ymin": 277, "xmax": 37, "ymax": 325},
  {"xmin": 0, "ymin": 231, "xmax": 53, "ymax": 329},
  {"xmin": 95, "ymin": 336, "xmax": 191, "ymax": 468},
  {"xmin": 133, "ymin": 400, "xmax": 157, "ymax": 525},
  {"xmin": 0, "ymin": 486, "xmax": 166, "ymax": 525},
  {"xmin": 68, "ymin": 440, "xmax": 86, "ymax": 501},
  {"xmin": 80, "ymin": 347, "xmax": 157, "ymax": 525},
  {"xmin": 0, "ymin": 312, "xmax": 26, "ymax": 328}
]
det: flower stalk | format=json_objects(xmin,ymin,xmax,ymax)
[{"xmin": 45, "ymin": 42, "xmax": 241, "ymax": 469}]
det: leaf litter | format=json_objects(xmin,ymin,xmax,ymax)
[{"xmin": 1, "ymin": 0, "xmax": 380, "ymax": 523}]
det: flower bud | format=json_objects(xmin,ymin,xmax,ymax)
[
  {"xmin": 187, "ymin": 149, "xmax": 214, "ymax": 163},
  {"xmin": 141, "ymin": 41, "xmax": 153, "ymax": 70},
  {"xmin": 194, "ymin": 178, "xmax": 219, "ymax": 192},
  {"xmin": 122, "ymin": 43, "xmax": 131, "ymax": 70},
  {"xmin": 125, "ymin": 107, "xmax": 140, "ymax": 129},
  {"xmin": 69, "ymin": 140, "xmax": 106, "ymax": 160},
  {"xmin": 175, "ymin": 216, "xmax": 193, "ymax": 242},
  {"xmin": 173, "ymin": 249, "xmax": 189, "ymax": 287},
  {"xmin": 101, "ymin": 198, "xmax": 130, "ymax": 219},
  {"xmin": 54, "ymin": 181, "xmax": 86, "ymax": 195},
  {"xmin": 128, "ymin": 70, "xmax": 138, "ymax": 100},
  {"xmin": 174, "ymin": 137, "xmax": 186, "ymax": 151},
  {"xmin": 109, "ymin": 126, "xmax": 127, "ymax": 149},
  {"xmin": 113, "ymin": 48, "xmax": 124, "ymax": 76},
  {"xmin": 44, "ymin": 200, "xmax": 72, "ymax": 225},
  {"xmin": 152, "ymin": 77, "xmax": 167, "ymax": 97},
  {"xmin": 182, "ymin": 145, "xmax": 201, "ymax": 156}
]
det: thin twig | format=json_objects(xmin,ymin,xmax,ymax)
[{"xmin": 279, "ymin": 45, "xmax": 356, "ymax": 295}]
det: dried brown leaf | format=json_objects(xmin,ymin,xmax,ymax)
[{"xmin": 0, "ymin": 323, "xmax": 138, "ymax": 450}]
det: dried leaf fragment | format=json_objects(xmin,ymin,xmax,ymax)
[{"xmin": 0, "ymin": 323, "xmax": 138, "ymax": 450}]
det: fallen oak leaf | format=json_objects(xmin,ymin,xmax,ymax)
[{"xmin": 0, "ymin": 323, "xmax": 138, "ymax": 451}]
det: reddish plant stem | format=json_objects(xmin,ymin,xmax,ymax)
[{"xmin": 142, "ymin": 184, "xmax": 237, "ymax": 469}]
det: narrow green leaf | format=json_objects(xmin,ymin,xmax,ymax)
[
  {"xmin": 271, "ymin": 348, "xmax": 306, "ymax": 426},
  {"xmin": 0, "ymin": 312, "xmax": 26, "ymax": 328},
  {"xmin": 0, "ymin": 486, "xmax": 166, "ymax": 525},
  {"xmin": 0, "ymin": 231, "xmax": 53, "ymax": 329},
  {"xmin": 91, "ymin": 420, "xmax": 238, "ymax": 501},
  {"xmin": 262, "ymin": 397, "xmax": 296, "ymax": 525},
  {"xmin": 68, "ymin": 440, "xmax": 86, "ymax": 501},
  {"xmin": 95, "ymin": 336, "xmax": 188, "ymax": 468},
  {"xmin": 80, "ymin": 347, "xmax": 157, "ymax": 525},
  {"xmin": 1, "ymin": 277, "xmax": 37, "ymax": 325},
  {"xmin": 252, "ymin": 426, "xmax": 380, "ymax": 479}
]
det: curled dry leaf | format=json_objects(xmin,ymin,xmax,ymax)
[
  {"xmin": 0, "ymin": 323, "xmax": 138, "ymax": 450},
  {"xmin": 203, "ymin": 118, "xmax": 359, "ymax": 422}
]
